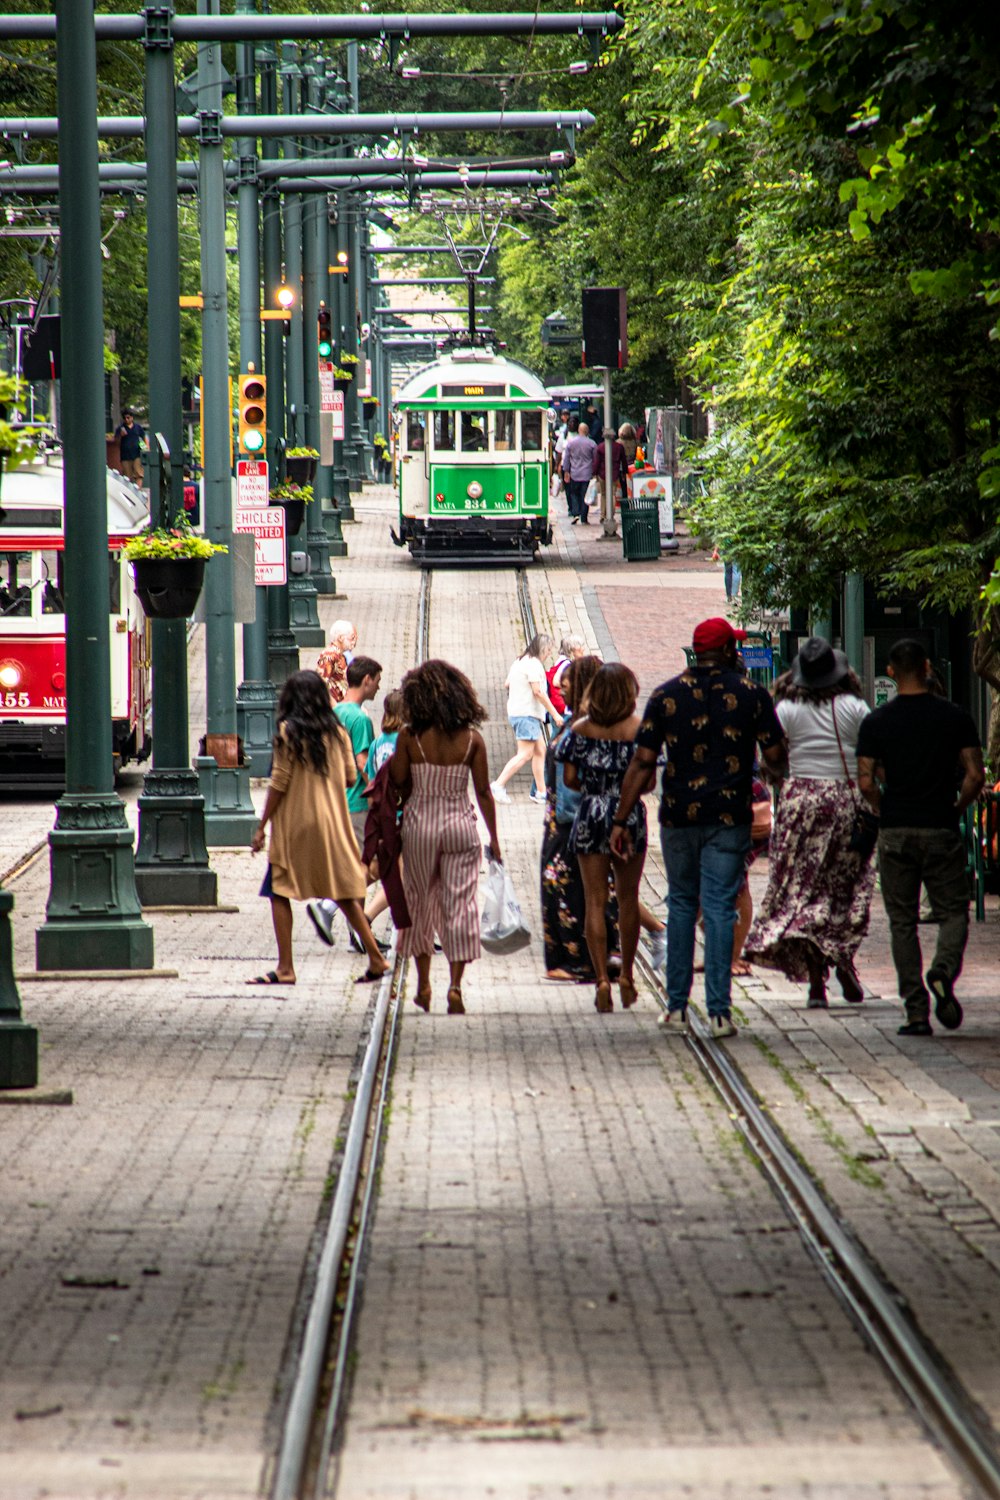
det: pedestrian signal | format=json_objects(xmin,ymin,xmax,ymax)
[
  {"xmin": 317, "ymin": 302, "xmax": 332, "ymax": 359},
  {"xmin": 238, "ymin": 369, "xmax": 266, "ymax": 453}
]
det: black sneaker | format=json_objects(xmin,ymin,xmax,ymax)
[
  {"xmin": 897, "ymin": 1019, "xmax": 933, "ymax": 1037},
  {"xmin": 926, "ymin": 967, "xmax": 963, "ymax": 1031}
]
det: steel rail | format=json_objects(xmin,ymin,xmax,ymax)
[
  {"xmin": 633, "ymin": 953, "xmax": 1000, "ymax": 1498},
  {"xmin": 271, "ymin": 568, "xmax": 433, "ymax": 1498},
  {"xmin": 0, "ymin": 13, "xmax": 624, "ymax": 41},
  {"xmin": 270, "ymin": 955, "xmax": 402, "ymax": 1500},
  {"xmin": 0, "ymin": 111, "xmax": 594, "ymax": 140}
]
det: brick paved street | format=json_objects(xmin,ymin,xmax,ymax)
[{"xmin": 3, "ymin": 484, "xmax": 999, "ymax": 1497}]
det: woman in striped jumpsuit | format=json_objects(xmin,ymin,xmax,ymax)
[{"xmin": 389, "ymin": 660, "xmax": 502, "ymax": 1014}]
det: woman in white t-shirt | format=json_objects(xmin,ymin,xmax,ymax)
[
  {"xmin": 491, "ymin": 634, "xmax": 560, "ymax": 806},
  {"xmin": 744, "ymin": 637, "xmax": 876, "ymax": 1009}
]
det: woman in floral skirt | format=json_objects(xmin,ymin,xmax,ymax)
[
  {"xmin": 744, "ymin": 637, "xmax": 875, "ymax": 1007},
  {"xmin": 540, "ymin": 655, "xmax": 618, "ymax": 980},
  {"xmin": 554, "ymin": 662, "xmax": 651, "ymax": 1012}
]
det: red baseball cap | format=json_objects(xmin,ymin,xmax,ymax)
[{"xmin": 692, "ymin": 617, "xmax": 748, "ymax": 654}]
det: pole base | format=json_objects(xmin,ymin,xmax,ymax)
[
  {"xmin": 236, "ymin": 679, "xmax": 277, "ymax": 771},
  {"xmin": 267, "ymin": 628, "xmax": 300, "ymax": 688},
  {"xmin": 288, "ymin": 577, "xmax": 326, "ymax": 648},
  {"xmin": 35, "ymin": 794, "xmax": 154, "ymax": 971},
  {"xmin": 0, "ymin": 1022, "xmax": 39, "ymax": 1089},
  {"xmin": 307, "ymin": 523, "xmax": 336, "ymax": 596},
  {"xmin": 195, "ymin": 756, "xmax": 258, "ymax": 846},
  {"xmin": 323, "ymin": 506, "xmax": 349, "ymax": 557}
]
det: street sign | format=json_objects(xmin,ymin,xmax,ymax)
[
  {"xmin": 333, "ymin": 390, "xmax": 345, "ymax": 441},
  {"xmin": 236, "ymin": 458, "xmax": 269, "ymax": 509},
  {"xmin": 319, "ymin": 360, "xmax": 335, "ymax": 413},
  {"xmin": 233, "ymin": 506, "xmax": 286, "ymax": 585}
]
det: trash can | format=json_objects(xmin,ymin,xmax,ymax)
[{"xmin": 620, "ymin": 493, "xmax": 660, "ymax": 562}]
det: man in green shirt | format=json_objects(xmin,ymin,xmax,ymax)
[{"xmin": 334, "ymin": 655, "xmax": 382, "ymax": 851}]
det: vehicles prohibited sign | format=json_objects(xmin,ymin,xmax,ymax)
[
  {"xmin": 233, "ymin": 506, "xmax": 286, "ymax": 585},
  {"xmin": 236, "ymin": 458, "xmax": 269, "ymax": 509},
  {"xmin": 333, "ymin": 390, "xmax": 345, "ymax": 441}
]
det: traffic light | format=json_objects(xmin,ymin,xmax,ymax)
[
  {"xmin": 317, "ymin": 302, "xmax": 332, "ymax": 359},
  {"xmin": 237, "ymin": 368, "xmax": 266, "ymax": 454}
]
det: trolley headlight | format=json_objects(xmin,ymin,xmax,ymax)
[
  {"xmin": 0, "ymin": 661, "xmax": 22, "ymax": 690},
  {"xmin": 467, "ymin": 481, "xmax": 483, "ymax": 500}
]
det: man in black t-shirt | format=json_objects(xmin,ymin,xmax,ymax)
[
  {"xmin": 611, "ymin": 617, "xmax": 787, "ymax": 1039},
  {"xmin": 857, "ymin": 638, "xmax": 985, "ymax": 1036}
]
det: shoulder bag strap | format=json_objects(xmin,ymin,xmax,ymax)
[{"xmin": 830, "ymin": 698, "xmax": 855, "ymax": 788}]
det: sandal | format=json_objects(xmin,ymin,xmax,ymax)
[
  {"xmin": 618, "ymin": 977, "xmax": 639, "ymax": 1010},
  {"xmin": 354, "ymin": 966, "xmax": 388, "ymax": 985},
  {"xmin": 246, "ymin": 970, "xmax": 294, "ymax": 986},
  {"xmin": 594, "ymin": 980, "xmax": 614, "ymax": 1014},
  {"xmin": 447, "ymin": 985, "xmax": 466, "ymax": 1015}
]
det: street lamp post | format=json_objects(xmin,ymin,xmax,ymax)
[
  {"xmin": 37, "ymin": 0, "xmax": 153, "ymax": 970},
  {"xmin": 134, "ymin": 1, "xmax": 218, "ymax": 906},
  {"xmin": 195, "ymin": 0, "xmax": 257, "ymax": 842}
]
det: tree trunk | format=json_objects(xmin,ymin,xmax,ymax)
[{"xmin": 972, "ymin": 597, "xmax": 1000, "ymax": 769}]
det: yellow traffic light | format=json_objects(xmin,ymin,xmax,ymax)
[{"xmin": 238, "ymin": 367, "xmax": 266, "ymax": 454}]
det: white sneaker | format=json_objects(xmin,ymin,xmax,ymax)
[
  {"xmin": 490, "ymin": 781, "xmax": 511, "ymax": 804},
  {"xmin": 647, "ymin": 930, "xmax": 667, "ymax": 973},
  {"xmin": 528, "ymin": 788, "xmax": 546, "ymax": 805},
  {"xmin": 306, "ymin": 899, "xmax": 335, "ymax": 947},
  {"xmin": 657, "ymin": 1007, "xmax": 688, "ymax": 1036},
  {"xmin": 709, "ymin": 1012, "xmax": 738, "ymax": 1039}
]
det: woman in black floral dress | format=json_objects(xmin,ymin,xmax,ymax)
[
  {"xmin": 540, "ymin": 656, "xmax": 619, "ymax": 981},
  {"xmin": 554, "ymin": 663, "xmax": 650, "ymax": 1012}
]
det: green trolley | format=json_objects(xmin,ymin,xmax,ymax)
[{"xmin": 391, "ymin": 348, "xmax": 553, "ymax": 565}]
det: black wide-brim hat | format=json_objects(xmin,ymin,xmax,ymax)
[{"xmin": 791, "ymin": 636, "xmax": 850, "ymax": 690}]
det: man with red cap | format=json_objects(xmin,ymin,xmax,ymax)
[{"xmin": 611, "ymin": 618, "xmax": 787, "ymax": 1037}]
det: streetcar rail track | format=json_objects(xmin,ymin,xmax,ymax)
[
  {"xmin": 634, "ymin": 948, "xmax": 1000, "ymax": 1498},
  {"xmin": 271, "ymin": 567, "xmax": 434, "ymax": 1499}
]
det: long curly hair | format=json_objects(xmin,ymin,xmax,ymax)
[
  {"xmin": 401, "ymin": 659, "xmax": 488, "ymax": 734},
  {"xmin": 276, "ymin": 669, "xmax": 346, "ymax": 774},
  {"xmin": 773, "ymin": 668, "xmax": 864, "ymax": 704}
]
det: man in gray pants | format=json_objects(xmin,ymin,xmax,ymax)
[{"xmin": 857, "ymin": 638, "xmax": 985, "ymax": 1036}]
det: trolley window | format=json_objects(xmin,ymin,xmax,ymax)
[
  {"xmin": 520, "ymin": 411, "xmax": 544, "ymax": 451},
  {"xmin": 0, "ymin": 551, "xmax": 30, "ymax": 616},
  {"xmin": 406, "ymin": 411, "xmax": 426, "ymax": 451},
  {"xmin": 460, "ymin": 411, "xmax": 488, "ymax": 452},
  {"xmin": 494, "ymin": 411, "xmax": 515, "ymax": 451},
  {"xmin": 433, "ymin": 409, "xmax": 455, "ymax": 451},
  {"xmin": 40, "ymin": 550, "xmax": 66, "ymax": 614}
]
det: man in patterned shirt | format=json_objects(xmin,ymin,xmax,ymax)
[{"xmin": 611, "ymin": 618, "xmax": 787, "ymax": 1038}]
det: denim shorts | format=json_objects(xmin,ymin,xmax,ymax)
[{"xmin": 509, "ymin": 714, "xmax": 544, "ymax": 742}]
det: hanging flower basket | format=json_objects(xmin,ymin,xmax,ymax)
[
  {"xmin": 131, "ymin": 557, "xmax": 207, "ymax": 619},
  {"xmin": 275, "ymin": 497, "xmax": 305, "ymax": 534},
  {"xmin": 334, "ymin": 376, "xmax": 352, "ymax": 394},
  {"xmin": 285, "ymin": 454, "xmax": 317, "ymax": 484}
]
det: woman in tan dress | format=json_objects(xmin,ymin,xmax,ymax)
[{"xmin": 249, "ymin": 670, "xmax": 389, "ymax": 986}]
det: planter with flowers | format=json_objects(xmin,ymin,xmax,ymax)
[
  {"xmin": 361, "ymin": 395, "xmax": 379, "ymax": 423},
  {"xmin": 123, "ymin": 513, "xmax": 227, "ymax": 618},
  {"xmin": 332, "ymin": 364, "xmax": 354, "ymax": 394},
  {"xmin": 284, "ymin": 446, "xmax": 318, "ymax": 485},
  {"xmin": 269, "ymin": 479, "xmax": 313, "ymax": 536}
]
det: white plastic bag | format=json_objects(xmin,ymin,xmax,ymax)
[
  {"xmin": 480, "ymin": 857, "xmax": 531, "ymax": 955},
  {"xmin": 584, "ymin": 477, "xmax": 599, "ymax": 509}
]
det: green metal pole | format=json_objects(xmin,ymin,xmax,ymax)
[
  {"xmin": 281, "ymin": 43, "xmax": 324, "ymax": 649},
  {"xmin": 195, "ymin": 0, "xmax": 257, "ymax": 842},
  {"xmin": 843, "ymin": 571, "xmax": 865, "ymax": 682},
  {"xmin": 135, "ymin": 2, "xmax": 217, "ymax": 907},
  {"xmin": 37, "ymin": 0, "xmax": 153, "ymax": 971},
  {"xmin": 261, "ymin": 47, "xmax": 299, "ymax": 689},
  {"xmin": 331, "ymin": 187, "xmax": 354, "ymax": 515},
  {"xmin": 234, "ymin": 0, "xmax": 278, "ymax": 766},
  {"xmin": 314, "ymin": 67, "xmax": 347, "ymax": 559},
  {"xmin": 357, "ymin": 214, "xmax": 374, "ymax": 478},
  {"xmin": 301, "ymin": 59, "xmax": 339, "ymax": 588},
  {"xmin": 343, "ymin": 44, "xmax": 363, "ymax": 490}
]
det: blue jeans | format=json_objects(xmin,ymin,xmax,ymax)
[
  {"xmin": 565, "ymin": 478, "xmax": 589, "ymax": 520},
  {"xmin": 661, "ymin": 823, "xmax": 751, "ymax": 1017}
]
